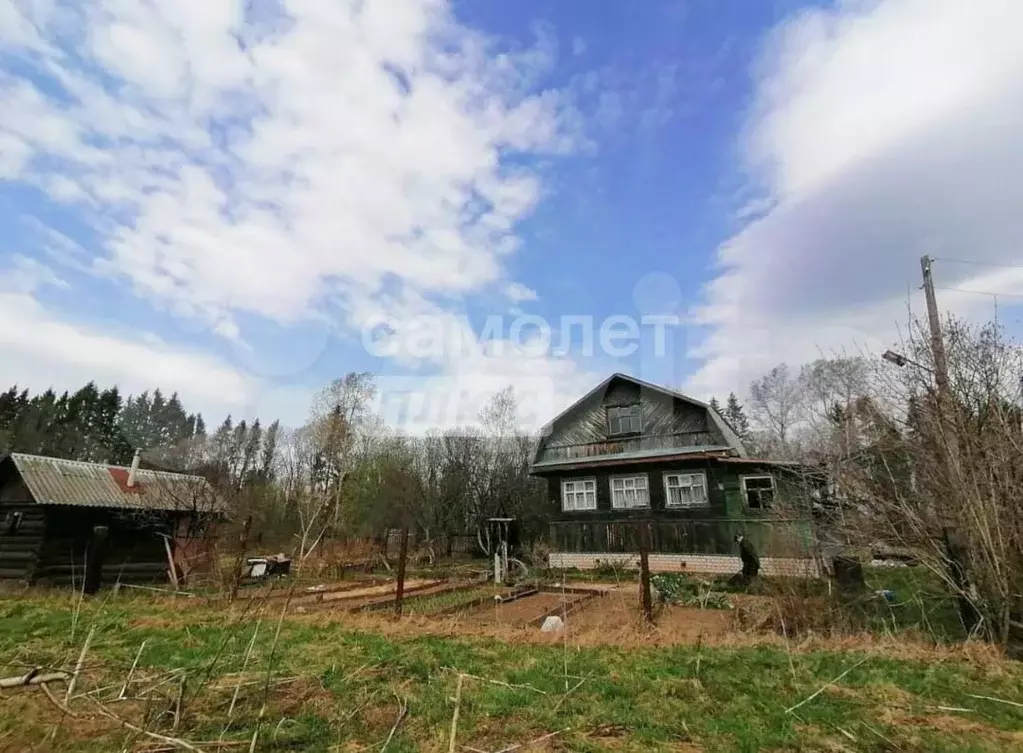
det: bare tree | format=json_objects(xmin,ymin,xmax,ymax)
[
  {"xmin": 829, "ymin": 316, "xmax": 1023, "ymax": 650},
  {"xmin": 308, "ymin": 372, "xmax": 378, "ymax": 528},
  {"xmin": 749, "ymin": 364, "xmax": 804, "ymax": 456}
]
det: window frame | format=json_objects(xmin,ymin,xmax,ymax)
[
  {"xmin": 3, "ymin": 511, "xmax": 23, "ymax": 535},
  {"xmin": 606, "ymin": 404, "xmax": 642, "ymax": 436},
  {"xmin": 741, "ymin": 474, "xmax": 776, "ymax": 510},
  {"xmin": 609, "ymin": 473, "xmax": 650, "ymax": 509},
  {"xmin": 561, "ymin": 477, "xmax": 597, "ymax": 512},
  {"xmin": 662, "ymin": 471, "xmax": 710, "ymax": 509}
]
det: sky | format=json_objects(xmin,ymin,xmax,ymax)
[{"xmin": 2, "ymin": 0, "xmax": 1023, "ymax": 433}]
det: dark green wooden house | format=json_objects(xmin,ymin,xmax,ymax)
[{"xmin": 530, "ymin": 374, "xmax": 819, "ymax": 575}]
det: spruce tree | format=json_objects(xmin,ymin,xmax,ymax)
[{"xmin": 724, "ymin": 392, "xmax": 752, "ymax": 440}]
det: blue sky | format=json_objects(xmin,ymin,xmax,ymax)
[{"xmin": 2, "ymin": 0, "xmax": 1022, "ymax": 430}]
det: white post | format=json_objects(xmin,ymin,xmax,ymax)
[
  {"xmin": 127, "ymin": 448, "xmax": 142, "ymax": 487},
  {"xmin": 493, "ymin": 552, "xmax": 502, "ymax": 584}
]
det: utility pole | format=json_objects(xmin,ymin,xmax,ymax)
[
  {"xmin": 921, "ymin": 257, "xmax": 977, "ymax": 632},
  {"xmin": 920, "ymin": 255, "xmax": 958, "ymax": 459},
  {"xmin": 920, "ymin": 256, "xmax": 951, "ymax": 397}
]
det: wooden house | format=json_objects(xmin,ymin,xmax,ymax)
[
  {"xmin": 0, "ymin": 452, "xmax": 223, "ymax": 590},
  {"xmin": 530, "ymin": 374, "xmax": 819, "ymax": 575}
]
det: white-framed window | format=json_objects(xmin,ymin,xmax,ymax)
[
  {"xmin": 610, "ymin": 474, "xmax": 650, "ymax": 509},
  {"xmin": 561, "ymin": 478, "xmax": 597, "ymax": 511},
  {"xmin": 742, "ymin": 475, "xmax": 775, "ymax": 509},
  {"xmin": 663, "ymin": 472, "xmax": 709, "ymax": 508},
  {"xmin": 607, "ymin": 404, "xmax": 642, "ymax": 435}
]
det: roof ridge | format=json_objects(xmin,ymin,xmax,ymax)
[{"xmin": 9, "ymin": 452, "xmax": 207, "ymax": 482}]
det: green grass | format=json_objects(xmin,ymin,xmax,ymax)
[
  {"xmin": 397, "ymin": 586, "xmax": 500, "ymax": 616},
  {"xmin": 1, "ymin": 589, "xmax": 1021, "ymax": 752}
]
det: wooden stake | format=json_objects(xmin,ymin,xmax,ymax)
[
  {"xmin": 394, "ymin": 526, "xmax": 410, "ymax": 618},
  {"xmin": 229, "ymin": 516, "xmax": 253, "ymax": 601},
  {"xmin": 639, "ymin": 521, "xmax": 653, "ymax": 623},
  {"xmin": 160, "ymin": 534, "xmax": 180, "ymax": 590}
]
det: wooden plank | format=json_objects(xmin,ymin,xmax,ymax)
[
  {"xmin": 526, "ymin": 591, "xmax": 598, "ymax": 629},
  {"xmin": 350, "ymin": 580, "xmax": 480, "ymax": 613},
  {"xmin": 432, "ymin": 586, "xmax": 537, "ymax": 617}
]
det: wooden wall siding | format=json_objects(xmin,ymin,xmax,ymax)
[
  {"xmin": 549, "ymin": 518, "xmax": 815, "ymax": 557},
  {"xmin": 545, "ymin": 460, "xmax": 818, "ymax": 557},
  {"xmin": 548, "ymin": 461, "xmax": 727, "ymax": 517},
  {"xmin": 0, "ymin": 468, "xmax": 46, "ymax": 581},
  {"xmin": 539, "ymin": 380, "xmax": 719, "ymax": 464},
  {"xmin": 31, "ymin": 508, "xmax": 177, "ymax": 587},
  {"xmin": 0, "ymin": 477, "xmax": 32, "ymax": 503},
  {"xmin": 0, "ymin": 501, "xmax": 47, "ymax": 581}
]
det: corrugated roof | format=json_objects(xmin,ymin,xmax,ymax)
[{"xmin": 8, "ymin": 453, "xmax": 223, "ymax": 513}]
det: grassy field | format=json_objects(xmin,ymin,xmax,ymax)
[{"xmin": 1, "ymin": 579, "xmax": 1021, "ymax": 753}]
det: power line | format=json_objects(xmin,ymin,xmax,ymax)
[
  {"xmin": 931, "ymin": 256, "xmax": 1023, "ymax": 271},
  {"xmin": 936, "ymin": 286, "xmax": 1023, "ymax": 300}
]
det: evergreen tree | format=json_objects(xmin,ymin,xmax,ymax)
[
  {"xmin": 709, "ymin": 396, "xmax": 723, "ymax": 415},
  {"xmin": 260, "ymin": 420, "xmax": 280, "ymax": 483},
  {"xmin": 118, "ymin": 392, "xmax": 151, "ymax": 452},
  {"xmin": 724, "ymin": 392, "xmax": 752, "ymax": 441},
  {"xmin": 0, "ymin": 385, "xmax": 18, "ymax": 453},
  {"xmin": 241, "ymin": 418, "xmax": 262, "ymax": 485},
  {"xmin": 97, "ymin": 387, "xmax": 130, "ymax": 464},
  {"xmin": 149, "ymin": 389, "xmax": 167, "ymax": 447}
]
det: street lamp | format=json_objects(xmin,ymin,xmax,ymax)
[{"xmin": 881, "ymin": 350, "xmax": 935, "ymax": 375}]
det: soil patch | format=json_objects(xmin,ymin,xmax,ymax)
[{"xmin": 464, "ymin": 592, "xmax": 586, "ymax": 626}]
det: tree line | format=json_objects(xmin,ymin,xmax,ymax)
[{"xmin": 0, "ymin": 374, "xmax": 543, "ymax": 561}]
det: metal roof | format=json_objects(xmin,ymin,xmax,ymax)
[{"xmin": 7, "ymin": 453, "xmax": 223, "ymax": 513}]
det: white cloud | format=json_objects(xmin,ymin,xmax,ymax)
[
  {"xmin": 0, "ymin": 3, "xmax": 575, "ymax": 308},
  {"xmin": 504, "ymin": 281, "xmax": 537, "ymax": 303},
  {"xmin": 0, "ymin": 0, "xmax": 576, "ymax": 329},
  {"xmin": 0, "ymin": 0, "xmax": 592, "ymax": 425},
  {"xmin": 0, "ymin": 285, "xmax": 257, "ymax": 419},
  {"xmin": 689, "ymin": 0, "xmax": 1023, "ymax": 398}
]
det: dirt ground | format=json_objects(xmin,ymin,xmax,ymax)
[
  {"xmin": 463, "ymin": 591, "xmax": 590, "ymax": 626},
  {"xmin": 562, "ymin": 590, "xmax": 734, "ymax": 643}
]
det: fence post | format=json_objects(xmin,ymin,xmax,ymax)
[
  {"xmin": 229, "ymin": 516, "xmax": 252, "ymax": 601},
  {"xmin": 394, "ymin": 526, "xmax": 410, "ymax": 617},
  {"xmin": 639, "ymin": 520, "xmax": 653, "ymax": 623}
]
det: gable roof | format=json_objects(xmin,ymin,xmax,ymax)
[
  {"xmin": 5, "ymin": 453, "xmax": 223, "ymax": 513},
  {"xmin": 532, "ymin": 373, "xmax": 748, "ymax": 466}
]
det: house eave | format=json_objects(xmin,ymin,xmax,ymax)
[{"xmin": 529, "ymin": 445, "xmax": 736, "ymax": 474}]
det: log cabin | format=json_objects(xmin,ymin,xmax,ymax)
[
  {"xmin": 530, "ymin": 374, "xmax": 820, "ymax": 576},
  {"xmin": 0, "ymin": 452, "xmax": 223, "ymax": 590}
]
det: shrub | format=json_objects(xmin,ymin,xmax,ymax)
[{"xmin": 650, "ymin": 573, "xmax": 733, "ymax": 610}]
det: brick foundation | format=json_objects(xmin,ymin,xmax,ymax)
[{"xmin": 548, "ymin": 552, "xmax": 820, "ymax": 578}]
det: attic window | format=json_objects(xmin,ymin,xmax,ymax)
[{"xmin": 607, "ymin": 404, "xmax": 641, "ymax": 436}]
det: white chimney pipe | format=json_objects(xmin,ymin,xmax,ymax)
[{"xmin": 127, "ymin": 449, "xmax": 142, "ymax": 487}]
